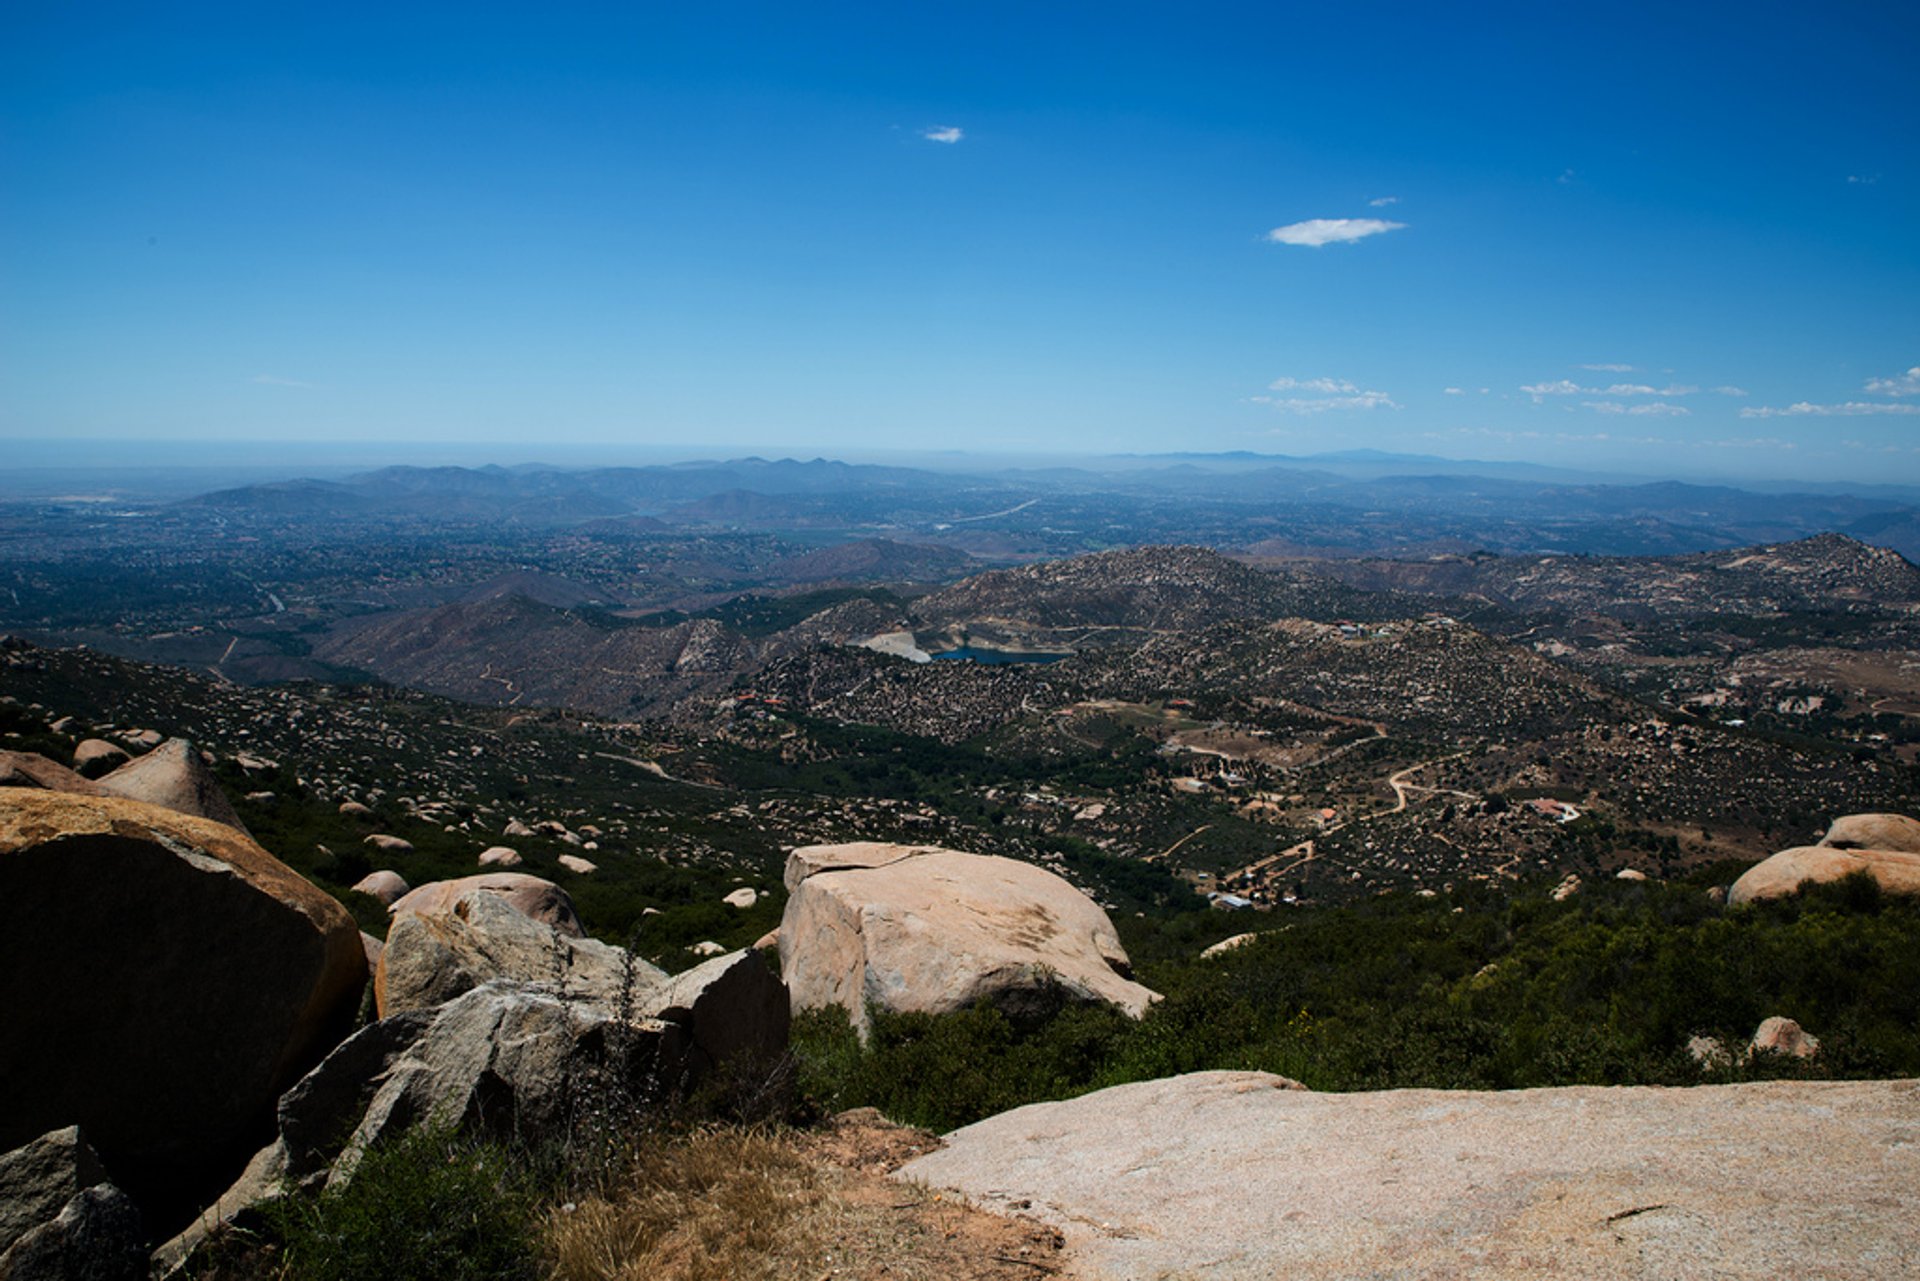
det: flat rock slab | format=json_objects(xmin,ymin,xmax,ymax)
[{"xmin": 898, "ymin": 1070, "xmax": 1920, "ymax": 1280}]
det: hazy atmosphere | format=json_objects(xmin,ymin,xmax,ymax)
[
  {"xmin": 6, "ymin": 1, "xmax": 1917, "ymax": 480},
  {"xmin": 7, "ymin": 8, "xmax": 1920, "ymax": 1281}
]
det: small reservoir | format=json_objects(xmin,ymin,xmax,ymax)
[{"xmin": 933, "ymin": 646, "xmax": 1071, "ymax": 666}]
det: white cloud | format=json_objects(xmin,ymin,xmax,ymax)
[
  {"xmin": 1557, "ymin": 168, "xmax": 1576, "ymax": 185},
  {"xmin": 1368, "ymin": 195, "xmax": 1400, "ymax": 207},
  {"xmin": 1583, "ymin": 400, "xmax": 1691, "ymax": 417},
  {"xmin": 1864, "ymin": 366, "xmax": 1920, "ymax": 396},
  {"xmin": 1580, "ymin": 363, "xmax": 1635, "ymax": 373},
  {"xmin": 1602, "ymin": 382, "xmax": 1698, "ymax": 397},
  {"xmin": 921, "ymin": 125, "xmax": 964, "ymax": 144},
  {"xmin": 1848, "ymin": 174, "xmax": 1879, "ymax": 185},
  {"xmin": 1265, "ymin": 218, "xmax": 1406, "ymax": 247},
  {"xmin": 1254, "ymin": 376, "xmax": 1398, "ymax": 413},
  {"xmin": 1443, "ymin": 387, "xmax": 1465, "ymax": 395},
  {"xmin": 1269, "ymin": 376, "xmax": 1361, "ymax": 394},
  {"xmin": 250, "ymin": 374, "xmax": 314, "ymax": 389},
  {"xmin": 1713, "ymin": 385, "xmax": 1749, "ymax": 397},
  {"xmin": 1521, "ymin": 379, "xmax": 1593, "ymax": 400},
  {"xmin": 1740, "ymin": 401, "xmax": 1920, "ymax": 419}
]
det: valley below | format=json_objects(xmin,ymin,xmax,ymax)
[{"xmin": 4, "ymin": 459, "xmax": 1919, "ymax": 1279}]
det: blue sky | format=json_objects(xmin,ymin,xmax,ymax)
[{"xmin": 4, "ymin": 1, "xmax": 1917, "ymax": 481}]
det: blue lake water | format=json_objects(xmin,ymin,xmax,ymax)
[{"xmin": 933, "ymin": 646, "xmax": 1070, "ymax": 665}]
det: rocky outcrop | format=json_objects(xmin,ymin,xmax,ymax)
[
  {"xmin": 1729, "ymin": 844, "xmax": 1920, "ymax": 904},
  {"xmin": 1820, "ymin": 812, "xmax": 1920, "ymax": 853},
  {"xmin": 900, "ymin": 1071, "xmax": 1920, "ymax": 1281},
  {"xmin": 0, "ymin": 751, "xmax": 105, "ymax": 795},
  {"xmin": 96, "ymin": 738, "xmax": 249, "ymax": 834},
  {"xmin": 70, "ymin": 739, "xmax": 130, "ymax": 779},
  {"xmin": 477, "ymin": 845, "xmax": 522, "ymax": 868},
  {"xmin": 646, "ymin": 949, "xmax": 791, "ymax": 1071},
  {"xmin": 1752, "ymin": 1015, "xmax": 1820, "ymax": 1059},
  {"xmin": 350, "ymin": 870, "xmax": 410, "ymax": 905},
  {"xmin": 0, "ymin": 791, "xmax": 366, "ymax": 1230},
  {"xmin": 0, "ymin": 1128, "xmax": 112, "ymax": 1256},
  {"xmin": 783, "ymin": 840, "xmax": 934, "ymax": 893},
  {"xmin": 168, "ymin": 952, "xmax": 790, "ymax": 1265},
  {"xmin": 388, "ymin": 873, "xmax": 584, "ymax": 936},
  {"xmin": 778, "ymin": 843, "xmax": 1158, "ymax": 1036},
  {"xmin": 0, "ymin": 1183, "xmax": 145, "ymax": 1281},
  {"xmin": 376, "ymin": 886, "xmax": 660, "ymax": 1018}
]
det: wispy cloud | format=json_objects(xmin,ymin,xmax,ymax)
[
  {"xmin": 1253, "ymin": 376, "xmax": 1399, "ymax": 414},
  {"xmin": 1583, "ymin": 400, "xmax": 1691, "ymax": 417},
  {"xmin": 1865, "ymin": 366, "xmax": 1920, "ymax": 396},
  {"xmin": 1443, "ymin": 387, "xmax": 1465, "ymax": 395},
  {"xmin": 1602, "ymin": 382, "xmax": 1698, "ymax": 397},
  {"xmin": 1848, "ymin": 174, "xmax": 1880, "ymax": 185},
  {"xmin": 1580, "ymin": 363, "xmax": 1635, "ymax": 373},
  {"xmin": 1368, "ymin": 195, "xmax": 1400, "ymax": 207},
  {"xmin": 1265, "ymin": 217, "xmax": 1406, "ymax": 247},
  {"xmin": 250, "ymin": 374, "xmax": 315, "ymax": 389},
  {"xmin": 920, "ymin": 125, "xmax": 964, "ymax": 144},
  {"xmin": 1713, "ymin": 385, "xmax": 1749, "ymax": 397},
  {"xmin": 1740, "ymin": 401, "xmax": 1920, "ymax": 419},
  {"xmin": 1521, "ymin": 379, "xmax": 1592, "ymax": 400},
  {"xmin": 1524, "ymin": 376, "xmax": 1699, "ymax": 402}
]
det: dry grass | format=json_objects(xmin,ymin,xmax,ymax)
[
  {"xmin": 547, "ymin": 1129, "xmax": 821, "ymax": 1281},
  {"xmin": 544, "ymin": 1122, "xmax": 1067, "ymax": 1281}
]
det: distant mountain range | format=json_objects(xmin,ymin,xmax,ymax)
[{"xmin": 170, "ymin": 453, "xmax": 1920, "ymax": 561}]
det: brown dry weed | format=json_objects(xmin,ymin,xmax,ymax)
[{"xmin": 546, "ymin": 1118, "xmax": 1067, "ymax": 1281}]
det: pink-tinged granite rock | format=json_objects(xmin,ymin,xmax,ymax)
[
  {"xmin": 96, "ymin": 738, "xmax": 249, "ymax": 834},
  {"xmin": 350, "ymin": 869, "xmax": 410, "ymax": 905},
  {"xmin": 900, "ymin": 1071, "xmax": 1920, "ymax": 1281},
  {"xmin": 1820, "ymin": 812, "xmax": 1920, "ymax": 853},
  {"xmin": 1751, "ymin": 1015, "xmax": 1820, "ymax": 1059},
  {"xmin": 1728, "ymin": 844, "xmax": 1920, "ymax": 904},
  {"xmin": 388, "ymin": 873, "xmax": 584, "ymax": 936},
  {"xmin": 777, "ymin": 843, "xmax": 1157, "ymax": 1037}
]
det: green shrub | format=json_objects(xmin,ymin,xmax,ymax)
[{"xmin": 262, "ymin": 1126, "xmax": 544, "ymax": 1281}]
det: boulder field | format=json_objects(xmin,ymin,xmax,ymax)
[
  {"xmin": 777, "ymin": 841, "xmax": 1158, "ymax": 1035},
  {"xmin": 900, "ymin": 1070, "xmax": 1920, "ymax": 1281}
]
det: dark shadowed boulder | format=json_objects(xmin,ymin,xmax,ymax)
[
  {"xmin": 0, "ymin": 791, "xmax": 366, "ymax": 1231},
  {"xmin": 0, "ymin": 1183, "xmax": 145, "ymax": 1281},
  {"xmin": 0, "ymin": 1128, "xmax": 110, "ymax": 1256}
]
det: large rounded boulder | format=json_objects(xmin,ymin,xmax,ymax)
[
  {"xmin": 0, "ymin": 791, "xmax": 367, "ymax": 1230},
  {"xmin": 778, "ymin": 843, "xmax": 1159, "ymax": 1037},
  {"xmin": 387, "ymin": 872, "xmax": 584, "ymax": 936},
  {"xmin": 1729, "ymin": 844, "xmax": 1920, "ymax": 905}
]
